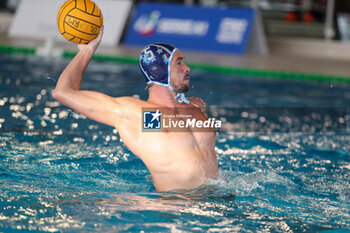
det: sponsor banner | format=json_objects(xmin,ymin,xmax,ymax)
[
  {"xmin": 9, "ymin": 0, "xmax": 132, "ymax": 46},
  {"xmin": 125, "ymin": 3, "xmax": 256, "ymax": 54},
  {"xmin": 142, "ymin": 107, "xmax": 348, "ymax": 133}
]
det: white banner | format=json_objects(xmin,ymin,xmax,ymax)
[{"xmin": 9, "ymin": 0, "xmax": 132, "ymax": 46}]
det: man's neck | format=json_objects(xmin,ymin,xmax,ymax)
[{"xmin": 147, "ymin": 85, "xmax": 179, "ymax": 108}]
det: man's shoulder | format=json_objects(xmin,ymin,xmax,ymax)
[
  {"xmin": 112, "ymin": 96, "xmax": 149, "ymax": 117},
  {"xmin": 188, "ymin": 97, "xmax": 207, "ymax": 109},
  {"xmin": 114, "ymin": 96, "xmax": 147, "ymax": 106}
]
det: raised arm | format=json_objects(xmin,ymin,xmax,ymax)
[{"xmin": 52, "ymin": 26, "xmax": 120, "ymax": 127}]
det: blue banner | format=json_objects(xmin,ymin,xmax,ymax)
[{"xmin": 124, "ymin": 3, "xmax": 256, "ymax": 54}]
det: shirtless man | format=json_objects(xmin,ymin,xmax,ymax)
[{"xmin": 52, "ymin": 27, "xmax": 218, "ymax": 191}]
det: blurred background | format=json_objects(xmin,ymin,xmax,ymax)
[
  {"xmin": 2, "ymin": 0, "xmax": 349, "ymax": 39},
  {"xmin": 1, "ymin": 0, "xmax": 350, "ymax": 77}
]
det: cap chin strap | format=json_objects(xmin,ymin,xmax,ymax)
[
  {"xmin": 167, "ymin": 48, "xmax": 190, "ymax": 104},
  {"xmin": 174, "ymin": 93, "xmax": 190, "ymax": 104},
  {"xmin": 145, "ymin": 81, "xmax": 190, "ymax": 104},
  {"xmin": 172, "ymin": 89, "xmax": 190, "ymax": 104}
]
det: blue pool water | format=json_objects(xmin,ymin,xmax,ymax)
[{"xmin": 0, "ymin": 54, "xmax": 350, "ymax": 232}]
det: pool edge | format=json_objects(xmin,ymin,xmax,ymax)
[{"xmin": 1, "ymin": 44, "xmax": 350, "ymax": 84}]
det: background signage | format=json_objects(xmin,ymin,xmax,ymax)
[{"xmin": 125, "ymin": 3, "xmax": 256, "ymax": 54}]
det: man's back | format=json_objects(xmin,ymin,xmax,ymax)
[{"xmin": 114, "ymin": 97, "xmax": 218, "ymax": 191}]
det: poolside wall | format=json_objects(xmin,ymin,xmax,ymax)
[{"xmin": 1, "ymin": 3, "xmax": 350, "ymax": 80}]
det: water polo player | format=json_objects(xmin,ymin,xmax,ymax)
[{"xmin": 52, "ymin": 27, "xmax": 218, "ymax": 191}]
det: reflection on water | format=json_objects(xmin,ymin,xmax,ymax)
[
  {"xmin": 0, "ymin": 54, "xmax": 350, "ymax": 232},
  {"xmin": 1, "ymin": 133, "xmax": 350, "ymax": 232}
]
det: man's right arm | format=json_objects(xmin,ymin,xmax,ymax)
[{"xmin": 52, "ymin": 26, "xmax": 123, "ymax": 127}]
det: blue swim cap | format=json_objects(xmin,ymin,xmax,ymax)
[
  {"xmin": 139, "ymin": 43, "xmax": 190, "ymax": 104},
  {"xmin": 139, "ymin": 43, "xmax": 176, "ymax": 87}
]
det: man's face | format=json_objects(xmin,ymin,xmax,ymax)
[{"xmin": 170, "ymin": 50, "xmax": 191, "ymax": 93}]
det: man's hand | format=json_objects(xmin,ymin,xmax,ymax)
[{"xmin": 78, "ymin": 25, "xmax": 104, "ymax": 53}]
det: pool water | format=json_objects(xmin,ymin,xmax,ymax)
[{"xmin": 0, "ymin": 54, "xmax": 349, "ymax": 232}]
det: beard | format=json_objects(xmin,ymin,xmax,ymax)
[
  {"xmin": 173, "ymin": 82, "xmax": 189, "ymax": 93},
  {"xmin": 172, "ymin": 75, "xmax": 190, "ymax": 93}
]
